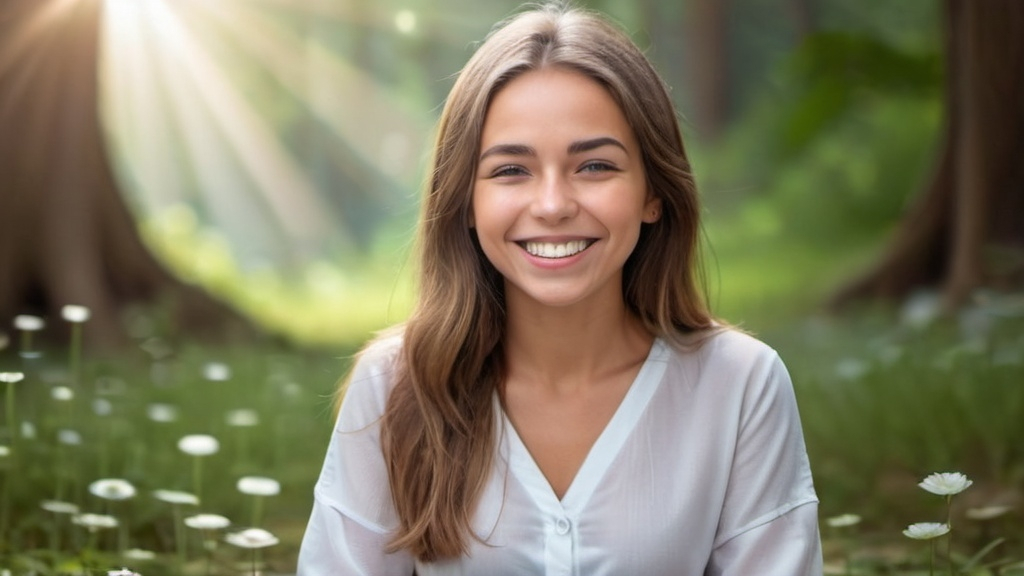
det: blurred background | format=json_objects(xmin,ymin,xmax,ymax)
[
  {"xmin": 0, "ymin": 0, "xmax": 972, "ymax": 347},
  {"xmin": 1, "ymin": 0, "xmax": 1023, "ymax": 574}
]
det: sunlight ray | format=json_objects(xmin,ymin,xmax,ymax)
[
  {"xmin": 235, "ymin": 0, "xmax": 388, "ymax": 29},
  {"xmin": 101, "ymin": 0, "xmax": 342, "ymax": 260},
  {"xmin": 100, "ymin": 0, "xmax": 185, "ymax": 213},
  {"xmin": 147, "ymin": 1, "xmax": 327, "ymax": 261},
  {"xmin": 189, "ymin": 0, "xmax": 430, "ymax": 186},
  {"xmin": 152, "ymin": 53, "xmax": 293, "ymax": 263},
  {"xmin": 243, "ymin": 0, "xmax": 496, "ymax": 46}
]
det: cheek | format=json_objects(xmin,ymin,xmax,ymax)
[
  {"xmin": 606, "ymin": 209, "xmax": 647, "ymax": 255},
  {"xmin": 473, "ymin": 230, "xmax": 512, "ymax": 280},
  {"xmin": 471, "ymin": 192, "xmax": 513, "ymax": 234},
  {"xmin": 469, "ymin": 199, "xmax": 504, "ymax": 254},
  {"xmin": 469, "ymin": 188, "xmax": 486, "ymax": 229}
]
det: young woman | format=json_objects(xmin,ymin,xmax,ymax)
[{"xmin": 298, "ymin": 4, "xmax": 821, "ymax": 574}]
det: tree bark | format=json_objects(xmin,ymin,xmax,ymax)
[
  {"xmin": 685, "ymin": 0, "xmax": 731, "ymax": 142},
  {"xmin": 0, "ymin": 0, "xmax": 251, "ymax": 350},
  {"xmin": 830, "ymin": 0, "xmax": 1024, "ymax": 310},
  {"xmin": 788, "ymin": 0, "xmax": 815, "ymax": 39}
]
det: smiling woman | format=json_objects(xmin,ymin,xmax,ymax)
[
  {"xmin": 469, "ymin": 67, "xmax": 666, "ymax": 510},
  {"xmin": 471, "ymin": 67, "xmax": 659, "ymax": 312},
  {"xmin": 297, "ymin": 3, "xmax": 822, "ymax": 575}
]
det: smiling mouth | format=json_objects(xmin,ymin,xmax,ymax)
[{"xmin": 519, "ymin": 239, "xmax": 595, "ymax": 259}]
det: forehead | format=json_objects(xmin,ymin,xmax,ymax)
[{"xmin": 480, "ymin": 67, "xmax": 636, "ymax": 149}]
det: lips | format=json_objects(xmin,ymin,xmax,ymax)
[{"xmin": 519, "ymin": 239, "xmax": 595, "ymax": 259}]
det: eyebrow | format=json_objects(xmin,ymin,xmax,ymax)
[
  {"xmin": 479, "ymin": 143, "xmax": 536, "ymax": 161},
  {"xmin": 478, "ymin": 136, "xmax": 628, "ymax": 162},
  {"xmin": 567, "ymin": 136, "xmax": 627, "ymax": 155}
]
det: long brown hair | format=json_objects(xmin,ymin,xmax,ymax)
[{"xmin": 376, "ymin": 2, "xmax": 714, "ymax": 561}]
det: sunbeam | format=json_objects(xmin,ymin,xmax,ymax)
[
  {"xmin": 102, "ymin": 0, "xmax": 337, "ymax": 264},
  {"xmin": 98, "ymin": 0, "xmax": 434, "ymax": 268},
  {"xmin": 190, "ymin": 0, "xmax": 430, "ymax": 184}
]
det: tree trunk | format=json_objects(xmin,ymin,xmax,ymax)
[
  {"xmin": 685, "ymin": 0, "xmax": 731, "ymax": 142},
  {"xmin": 788, "ymin": 0, "xmax": 816, "ymax": 39},
  {"xmin": 830, "ymin": 0, "xmax": 1024, "ymax": 310},
  {"xmin": 0, "ymin": 0, "xmax": 251, "ymax": 350}
]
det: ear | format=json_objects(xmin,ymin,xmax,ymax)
[{"xmin": 642, "ymin": 195, "xmax": 662, "ymax": 224}]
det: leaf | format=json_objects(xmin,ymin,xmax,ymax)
[
  {"xmin": 789, "ymin": 32, "xmax": 942, "ymax": 95},
  {"xmin": 773, "ymin": 31, "xmax": 941, "ymax": 158},
  {"xmin": 960, "ymin": 536, "xmax": 1005, "ymax": 571}
]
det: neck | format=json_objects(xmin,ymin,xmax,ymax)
[{"xmin": 503, "ymin": 294, "xmax": 653, "ymax": 391}]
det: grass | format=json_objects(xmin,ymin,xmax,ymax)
[
  {"xmin": 0, "ymin": 330, "xmax": 350, "ymax": 575},
  {"xmin": 767, "ymin": 302, "xmax": 1024, "ymax": 575}
]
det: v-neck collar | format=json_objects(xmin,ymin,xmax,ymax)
[{"xmin": 498, "ymin": 338, "xmax": 670, "ymax": 517}]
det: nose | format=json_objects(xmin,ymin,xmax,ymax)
[{"xmin": 530, "ymin": 173, "xmax": 578, "ymax": 222}]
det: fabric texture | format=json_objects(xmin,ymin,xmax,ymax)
[{"xmin": 297, "ymin": 329, "xmax": 822, "ymax": 575}]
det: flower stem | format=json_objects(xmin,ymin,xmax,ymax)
[
  {"xmin": 252, "ymin": 495, "xmax": 264, "ymax": 527},
  {"xmin": 2, "ymin": 381, "xmax": 14, "ymax": 541},
  {"xmin": 946, "ymin": 496, "xmax": 954, "ymax": 576},
  {"xmin": 237, "ymin": 427, "xmax": 249, "ymax": 471},
  {"xmin": 204, "ymin": 535, "xmax": 214, "ymax": 576},
  {"xmin": 19, "ymin": 330, "xmax": 32, "ymax": 358},
  {"xmin": 99, "ymin": 419, "xmax": 111, "ymax": 478},
  {"xmin": 48, "ymin": 514, "xmax": 60, "ymax": 555},
  {"xmin": 174, "ymin": 504, "xmax": 186, "ymax": 568},
  {"xmin": 930, "ymin": 538, "xmax": 936, "ymax": 576},
  {"xmin": 193, "ymin": 456, "xmax": 203, "ymax": 502},
  {"xmin": 55, "ymin": 445, "xmax": 66, "ymax": 501},
  {"xmin": 119, "ymin": 515, "xmax": 129, "ymax": 555},
  {"xmin": 0, "ymin": 470, "xmax": 9, "ymax": 548},
  {"xmin": 69, "ymin": 323, "xmax": 82, "ymax": 388},
  {"xmin": 5, "ymin": 380, "xmax": 16, "ymax": 453}
]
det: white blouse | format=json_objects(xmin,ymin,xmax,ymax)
[{"xmin": 297, "ymin": 329, "xmax": 822, "ymax": 575}]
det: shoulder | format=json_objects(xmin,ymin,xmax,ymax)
[
  {"xmin": 338, "ymin": 329, "xmax": 405, "ymax": 427},
  {"xmin": 314, "ymin": 330, "xmax": 407, "ymax": 533},
  {"xmin": 665, "ymin": 326, "xmax": 781, "ymax": 371},
  {"xmin": 350, "ymin": 329, "xmax": 404, "ymax": 383},
  {"xmin": 658, "ymin": 326, "xmax": 791, "ymax": 406}
]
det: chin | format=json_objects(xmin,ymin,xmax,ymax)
[{"xmin": 514, "ymin": 288, "xmax": 597, "ymax": 309}]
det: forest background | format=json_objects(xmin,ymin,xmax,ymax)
[{"xmin": 1, "ymin": 0, "xmax": 1022, "ymax": 574}]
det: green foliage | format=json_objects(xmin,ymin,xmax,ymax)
[
  {"xmin": 139, "ymin": 204, "xmax": 416, "ymax": 348},
  {"xmin": 693, "ymin": 25, "xmax": 944, "ymax": 285},
  {"xmin": 771, "ymin": 94, "xmax": 941, "ymax": 243},
  {"xmin": 779, "ymin": 31, "xmax": 942, "ymax": 157}
]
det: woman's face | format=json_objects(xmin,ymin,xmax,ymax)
[{"xmin": 471, "ymin": 67, "xmax": 660, "ymax": 312}]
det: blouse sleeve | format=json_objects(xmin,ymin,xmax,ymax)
[
  {"xmin": 297, "ymin": 498, "xmax": 414, "ymax": 575},
  {"xmin": 706, "ymin": 350, "xmax": 822, "ymax": 576},
  {"xmin": 296, "ymin": 338, "xmax": 416, "ymax": 576}
]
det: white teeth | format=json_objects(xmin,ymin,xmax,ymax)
[{"xmin": 523, "ymin": 240, "xmax": 591, "ymax": 258}]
